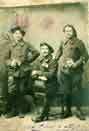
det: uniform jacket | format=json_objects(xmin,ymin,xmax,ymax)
[
  {"xmin": 56, "ymin": 37, "xmax": 88, "ymax": 73},
  {"xmin": 32, "ymin": 55, "xmax": 58, "ymax": 82},
  {"xmin": 7, "ymin": 39, "xmax": 39, "ymax": 77}
]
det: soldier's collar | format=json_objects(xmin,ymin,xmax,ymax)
[
  {"xmin": 19, "ymin": 41, "xmax": 25, "ymax": 47},
  {"xmin": 39, "ymin": 55, "xmax": 52, "ymax": 63},
  {"xmin": 69, "ymin": 37, "xmax": 77, "ymax": 45},
  {"xmin": 64, "ymin": 37, "xmax": 76, "ymax": 45},
  {"xmin": 12, "ymin": 39, "xmax": 25, "ymax": 47}
]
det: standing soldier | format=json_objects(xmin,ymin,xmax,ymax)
[
  {"xmin": 56, "ymin": 24, "xmax": 88, "ymax": 120},
  {"xmin": 0, "ymin": 36, "xmax": 9, "ymax": 115},
  {"xmin": 31, "ymin": 42, "xmax": 58, "ymax": 122},
  {"xmin": 6, "ymin": 26, "xmax": 39, "ymax": 118}
]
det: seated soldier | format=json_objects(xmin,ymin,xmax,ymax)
[{"xmin": 31, "ymin": 42, "xmax": 58, "ymax": 122}]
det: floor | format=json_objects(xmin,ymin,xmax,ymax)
[{"xmin": 0, "ymin": 107, "xmax": 89, "ymax": 131}]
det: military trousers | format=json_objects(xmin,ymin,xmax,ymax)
[{"xmin": 58, "ymin": 70, "xmax": 83, "ymax": 112}]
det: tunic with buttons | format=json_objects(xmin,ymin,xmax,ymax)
[
  {"xmin": 56, "ymin": 37, "xmax": 88, "ymax": 73},
  {"xmin": 7, "ymin": 39, "xmax": 39, "ymax": 77}
]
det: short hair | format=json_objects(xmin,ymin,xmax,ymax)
[
  {"xmin": 63, "ymin": 24, "xmax": 77, "ymax": 38},
  {"xmin": 40, "ymin": 42, "xmax": 54, "ymax": 53},
  {"xmin": 10, "ymin": 26, "xmax": 25, "ymax": 36}
]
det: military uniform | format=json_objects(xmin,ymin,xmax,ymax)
[
  {"xmin": 6, "ymin": 39, "xmax": 39, "ymax": 116},
  {"xmin": 32, "ymin": 54, "xmax": 58, "ymax": 121},
  {"xmin": 56, "ymin": 37, "xmax": 88, "ymax": 118},
  {"xmin": 0, "ymin": 41, "xmax": 9, "ymax": 114}
]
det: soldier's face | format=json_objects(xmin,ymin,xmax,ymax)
[
  {"xmin": 64, "ymin": 26, "xmax": 73, "ymax": 39},
  {"xmin": 40, "ymin": 45, "xmax": 50, "ymax": 57},
  {"xmin": 12, "ymin": 30, "xmax": 23, "ymax": 41}
]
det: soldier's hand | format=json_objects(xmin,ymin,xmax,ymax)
[
  {"xmin": 16, "ymin": 59, "xmax": 21, "ymax": 66},
  {"xmin": 42, "ymin": 63, "xmax": 48, "ymax": 68},
  {"xmin": 31, "ymin": 70, "xmax": 38, "ymax": 79},
  {"xmin": 10, "ymin": 59, "xmax": 21, "ymax": 67},
  {"xmin": 66, "ymin": 59, "xmax": 74, "ymax": 68},
  {"xmin": 71, "ymin": 62, "xmax": 77, "ymax": 69},
  {"xmin": 32, "ymin": 70, "xmax": 38, "ymax": 75},
  {"xmin": 82, "ymin": 57, "xmax": 86, "ymax": 64},
  {"xmin": 10, "ymin": 59, "xmax": 17, "ymax": 67}
]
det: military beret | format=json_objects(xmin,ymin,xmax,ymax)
[
  {"xmin": 10, "ymin": 26, "xmax": 25, "ymax": 36},
  {"xmin": 40, "ymin": 42, "xmax": 54, "ymax": 53}
]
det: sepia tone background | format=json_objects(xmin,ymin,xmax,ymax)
[
  {"xmin": 0, "ymin": 0, "xmax": 88, "ymax": 6},
  {"xmin": 0, "ymin": 3, "xmax": 88, "ymax": 51},
  {"xmin": 0, "ymin": 1, "xmax": 89, "ymax": 131}
]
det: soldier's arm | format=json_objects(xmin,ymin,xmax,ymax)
[
  {"xmin": 27, "ymin": 43, "xmax": 40, "ymax": 63},
  {"xmin": 80, "ymin": 41, "xmax": 89, "ymax": 63},
  {"xmin": 73, "ymin": 57, "xmax": 83, "ymax": 68},
  {"xmin": 55, "ymin": 42, "xmax": 63, "ymax": 60},
  {"xmin": 73, "ymin": 40, "xmax": 88, "ymax": 68},
  {"xmin": 0, "ymin": 35, "xmax": 11, "ymax": 66},
  {"xmin": 31, "ymin": 58, "xmax": 42, "ymax": 79},
  {"xmin": 42, "ymin": 60, "xmax": 58, "ymax": 79},
  {"xmin": 5, "ymin": 45, "xmax": 11, "ymax": 66}
]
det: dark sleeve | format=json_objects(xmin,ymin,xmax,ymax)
[
  {"xmin": 26, "ymin": 43, "xmax": 40, "ymax": 63},
  {"xmin": 31, "ymin": 58, "xmax": 40, "ymax": 70},
  {"xmin": 79, "ymin": 40, "xmax": 89, "ymax": 63},
  {"xmin": 76, "ymin": 40, "xmax": 89, "ymax": 66},
  {"xmin": 5, "ymin": 44, "xmax": 11, "ymax": 66},
  {"xmin": 74, "ymin": 40, "xmax": 88, "ymax": 68},
  {"xmin": 55, "ymin": 42, "xmax": 63, "ymax": 60},
  {"xmin": 42, "ymin": 59, "xmax": 58, "ymax": 79}
]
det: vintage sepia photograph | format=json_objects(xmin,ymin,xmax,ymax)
[{"xmin": 0, "ymin": 1, "xmax": 89, "ymax": 131}]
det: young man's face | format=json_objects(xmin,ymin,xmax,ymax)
[
  {"xmin": 40, "ymin": 45, "xmax": 50, "ymax": 57},
  {"xmin": 12, "ymin": 30, "xmax": 23, "ymax": 42},
  {"xmin": 64, "ymin": 26, "xmax": 73, "ymax": 39}
]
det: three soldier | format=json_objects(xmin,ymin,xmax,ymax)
[{"xmin": 0, "ymin": 24, "xmax": 88, "ymax": 121}]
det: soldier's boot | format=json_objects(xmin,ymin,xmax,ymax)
[
  {"xmin": 33, "ymin": 114, "xmax": 48, "ymax": 123},
  {"xmin": 17, "ymin": 97, "xmax": 25, "ymax": 118},
  {"xmin": 63, "ymin": 111, "xmax": 72, "ymax": 119},
  {"xmin": 18, "ymin": 112, "xmax": 25, "ymax": 118},
  {"xmin": 62, "ymin": 105, "xmax": 72, "ymax": 119},
  {"xmin": 33, "ymin": 115, "xmax": 44, "ymax": 122},
  {"xmin": 40, "ymin": 106, "xmax": 50, "ymax": 121},
  {"xmin": 76, "ymin": 107, "xmax": 86, "ymax": 120},
  {"xmin": 5, "ymin": 112, "xmax": 17, "ymax": 118},
  {"xmin": 5, "ymin": 108, "xmax": 17, "ymax": 118},
  {"xmin": 62, "ymin": 94, "xmax": 72, "ymax": 118},
  {"xmin": 33, "ymin": 108, "xmax": 49, "ymax": 122},
  {"xmin": 59, "ymin": 98, "xmax": 65, "ymax": 118},
  {"xmin": 33, "ymin": 100, "xmax": 50, "ymax": 122},
  {"xmin": 17, "ymin": 106, "xmax": 25, "ymax": 118},
  {"xmin": 60, "ymin": 110, "xmax": 65, "ymax": 118}
]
